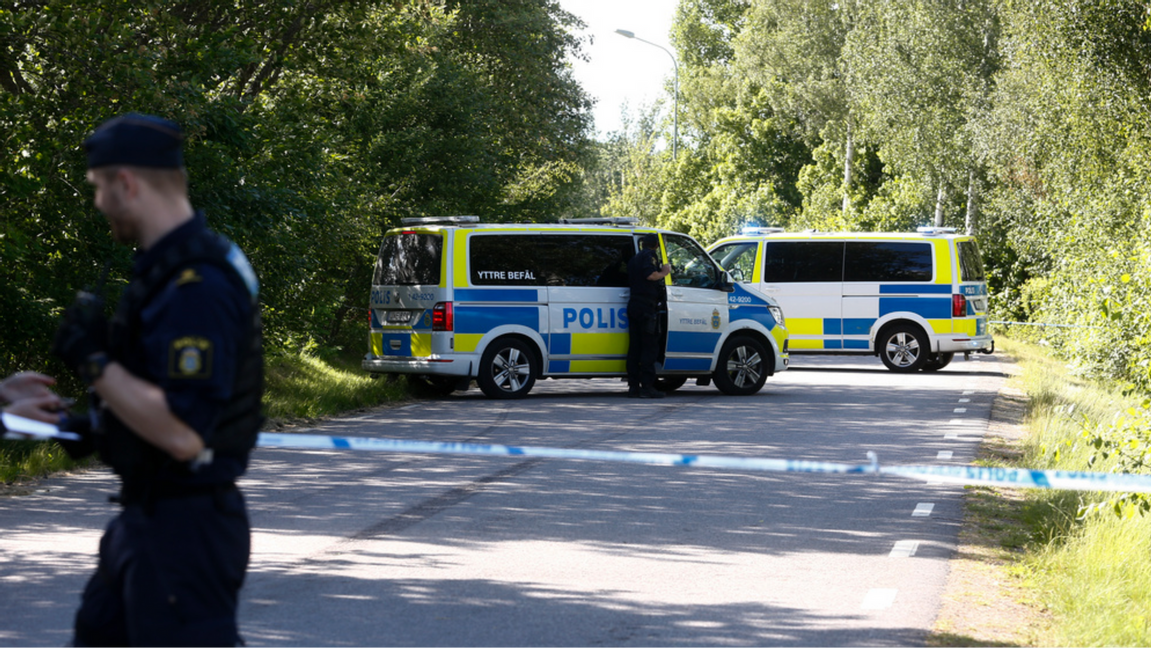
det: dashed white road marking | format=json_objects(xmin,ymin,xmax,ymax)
[
  {"xmin": 862, "ymin": 588, "xmax": 898, "ymax": 610},
  {"xmin": 949, "ymin": 419, "xmax": 966, "ymax": 425},
  {"xmin": 889, "ymin": 540, "xmax": 919, "ymax": 558},
  {"xmin": 963, "ymin": 390, "xmax": 975, "ymax": 395},
  {"xmin": 944, "ymin": 431, "xmax": 960, "ymax": 439},
  {"xmin": 958, "ymin": 398, "xmax": 970, "ymax": 403},
  {"xmin": 953, "ymin": 408, "xmax": 968, "ymax": 413},
  {"xmin": 912, "ymin": 503, "xmax": 935, "ymax": 517},
  {"xmin": 937, "ymin": 450, "xmax": 954, "ymax": 460}
]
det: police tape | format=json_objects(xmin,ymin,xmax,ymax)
[{"xmin": 256, "ymin": 433, "xmax": 1151, "ymax": 493}]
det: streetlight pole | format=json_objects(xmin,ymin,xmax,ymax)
[{"xmin": 615, "ymin": 28, "xmax": 678, "ymax": 160}]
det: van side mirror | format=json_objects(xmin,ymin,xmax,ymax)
[{"xmin": 719, "ymin": 271, "xmax": 736, "ymax": 292}]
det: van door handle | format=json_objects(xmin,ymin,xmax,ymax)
[
  {"xmin": 669, "ymin": 289, "xmax": 684, "ymax": 298},
  {"xmin": 763, "ymin": 285, "xmax": 780, "ymax": 293}
]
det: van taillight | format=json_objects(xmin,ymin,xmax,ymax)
[
  {"xmin": 952, "ymin": 294, "xmax": 967, "ymax": 318},
  {"xmin": 433, "ymin": 302, "xmax": 454, "ymax": 331}
]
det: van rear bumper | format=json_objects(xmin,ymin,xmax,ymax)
[
  {"xmin": 937, "ymin": 334, "xmax": 994, "ymax": 354},
  {"xmin": 362, "ymin": 354, "xmax": 472, "ymax": 377}
]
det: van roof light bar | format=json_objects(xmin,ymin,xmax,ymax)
[
  {"xmin": 741, "ymin": 226, "xmax": 785, "ymax": 235},
  {"xmin": 916, "ymin": 226, "xmax": 958, "ymax": 235},
  {"xmin": 400, "ymin": 215, "xmax": 481, "ymax": 226},
  {"xmin": 558, "ymin": 217, "xmax": 639, "ymax": 227}
]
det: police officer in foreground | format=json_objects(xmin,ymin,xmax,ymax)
[
  {"xmin": 52, "ymin": 113, "xmax": 264, "ymax": 646},
  {"xmin": 626, "ymin": 233, "xmax": 671, "ymax": 399}
]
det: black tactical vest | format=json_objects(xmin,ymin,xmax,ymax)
[{"xmin": 99, "ymin": 227, "xmax": 264, "ymax": 480}]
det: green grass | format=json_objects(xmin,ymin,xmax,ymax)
[
  {"xmin": 262, "ymin": 348, "xmax": 409, "ymax": 422},
  {"xmin": 997, "ymin": 337, "xmax": 1151, "ymax": 646}
]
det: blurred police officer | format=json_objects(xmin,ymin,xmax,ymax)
[
  {"xmin": 626, "ymin": 233, "xmax": 671, "ymax": 399},
  {"xmin": 52, "ymin": 113, "xmax": 264, "ymax": 646}
]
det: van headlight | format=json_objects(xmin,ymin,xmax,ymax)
[{"xmin": 769, "ymin": 305, "xmax": 785, "ymax": 326}]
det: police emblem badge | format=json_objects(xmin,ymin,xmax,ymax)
[
  {"xmin": 169, "ymin": 336, "xmax": 213, "ymax": 378},
  {"xmin": 711, "ymin": 308, "xmax": 721, "ymax": 330}
]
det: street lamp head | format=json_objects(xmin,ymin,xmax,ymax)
[{"xmin": 615, "ymin": 29, "xmax": 636, "ymax": 39}]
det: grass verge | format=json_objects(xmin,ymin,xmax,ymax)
[{"xmin": 937, "ymin": 337, "xmax": 1151, "ymax": 646}]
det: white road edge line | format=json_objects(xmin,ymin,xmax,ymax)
[
  {"xmin": 862, "ymin": 588, "xmax": 899, "ymax": 610},
  {"xmin": 889, "ymin": 540, "xmax": 919, "ymax": 558},
  {"xmin": 912, "ymin": 503, "xmax": 935, "ymax": 517}
]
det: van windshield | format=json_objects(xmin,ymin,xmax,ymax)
[
  {"xmin": 374, "ymin": 232, "xmax": 442, "ymax": 286},
  {"xmin": 957, "ymin": 240, "xmax": 987, "ymax": 282}
]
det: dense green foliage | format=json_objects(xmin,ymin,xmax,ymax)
[
  {"xmin": 600, "ymin": 0, "xmax": 1151, "ymax": 394},
  {"xmin": 1, "ymin": 0, "xmax": 594, "ymax": 387}
]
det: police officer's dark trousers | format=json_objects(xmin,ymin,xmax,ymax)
[
  {"xmin": 627, "ymin": 299, "xmax": 661, "ymax": 391},
  {"xmin": 73, "ymin": 484, "xmax": 249, "ymax": 647}
]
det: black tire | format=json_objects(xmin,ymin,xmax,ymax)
[
  {"xmin": 921, "ymin": 352, "xmax": 955, "ymax": 372},
  {"xmin": 477, "ymin": 338, "xmax": 538, "ymax": 399},
  {"xmin": 879, "ymin": 324, "xmax": 930, "ymax": 372},
  {"xmin": 655, "ymin": 376, "xmax": 688, "ymax": 393},
  {"xmin": 712, "ymin": 335, "xmax": 770, "ymax": 396}
]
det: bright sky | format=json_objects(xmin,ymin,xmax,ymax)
[{"xmin": 558, "ymin": 0, "xmax": 680, "ymax": 138}]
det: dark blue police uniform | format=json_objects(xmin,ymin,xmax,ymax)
[
  {"xmin": 58, "ymin": 113, "xmax": 264, "ymax": 647},
  {"xmin": 626, "ymin": 244, "xmax": 666, "ymax": 395},
  {"xmin": 73, "ymin": 211, "xmax": 260, "ymax": 647}
]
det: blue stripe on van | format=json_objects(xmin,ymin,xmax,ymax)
[
  {"xmin": 880, "ymin": 297, "xmax": 952, "ymax": 319},
  {"xmin": 455, "ymin": 289, "xmax": 540, "ymax": 303},
  {"xmin": 379, "ymin": 333, "xmax": 412, "ymax": 357},
  {"xmin": 844, "ymin": 339, "xmax": 870, "ymax": 350},
  {"xmin": 455, "ymin": 306, "xmax": 539, "ymax": 334},
  {"xmin": 824, "ymin": 340, "xmax": 843, "ymax": 350},
  {"xmin": 880, "ymin": 284, "xmax": 952, "ymax": 294},
  {"xmin": 664, "ymin": 357, "xmax": 712, "ymax": 371},
  {"xmin": 548, "ymin": 360, "xmax": 570, "ymax": 373},
  {"xmin": 550, "ymin": 333, "xmax": 572, "ymax": 355},
  {"xmin": 823, "ymin": 319, "xmax": 842, "ymax": 335},
  {"xmin": 731, "ymin": 309, "xmax": 778, "ymax": 329},
  {"xmin": 843, "ymin": 318, "xmax": 874, "ymax": 335},
  {"xmin": 667, "ymin": 331, "xmax": 721, "ymax": 354}
]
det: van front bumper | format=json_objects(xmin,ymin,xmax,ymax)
[{"xmin": 362, "ymin": 353, "xmax": 473, "ymax": 377}]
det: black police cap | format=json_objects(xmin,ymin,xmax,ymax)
[
  {"xmin": 84, "ymin": 113, "xmax": 184, "ymax": 169},
  {"xmin": 640, "ymin": 233, "xmax": 660, "ymax": 249}
]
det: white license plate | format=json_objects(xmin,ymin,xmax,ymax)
[{"xmin": 385, "ymin": 310, "xmax": 412, "ymax": 324}]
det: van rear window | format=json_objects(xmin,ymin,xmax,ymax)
[
  {"xmin": 373, "ymin": 233, "xmax": 442, "ymax": 286},
  {"xmin": 956, "ymin": 240, "xmax": 986, "ymax": 282},
  {"xmin": 844, "ymin": 242, "xmax": 932, "ymax": 282},
  {"xmin": 762, "ymin": 242, "xmax": 844, "ymax": 282}
]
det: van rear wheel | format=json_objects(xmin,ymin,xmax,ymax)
[
  {"xmin": 879, "ymin": 325, "xmax": 929, "ymax": 372},
  {"xmin": 478, "ymin": 339, "xmax": 537, "ymax": 399},
  {"xmin": 713, "ymin": 335, "xmax": 769, "ymax": 396}
]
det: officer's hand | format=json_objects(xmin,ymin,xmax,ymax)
[
  {"xmin": 0, "ymin": 371, "xmax": 56, "ymax": 403},
  {"xmin": 51, "ymin": 291, "xmax": 110, "ymax": 384},
  {"xmin": 3, "ymin": 394, "xmax": 64, "ymax": 425}
]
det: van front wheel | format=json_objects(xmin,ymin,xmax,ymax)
[
  {"xmin": 713, "ymin": 335, "xmax": 770, "ymax": 396},
  {"xmin": 478, "ymin": 339, "xmax": 538, "ymax": 399},
  {"xmin": 879, "ymin": 325, "xmax": 929, "ymax": 372}
]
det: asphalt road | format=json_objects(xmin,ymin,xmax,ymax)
[{"xmin": 0, "ymin": 353, "xmax": 1007, "ymax": 646}]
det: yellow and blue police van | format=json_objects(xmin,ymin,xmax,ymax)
[
  {"xmin": 707, "ymin": 227, "xmax": 993, "ymax": 372},
  {"xmin": 363, "ymin": 217, "xmax": 789, "ymax": 398}
]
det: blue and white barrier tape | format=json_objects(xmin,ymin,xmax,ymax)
[{"xmin": 256, "ymin": 433, "xmax": 1151, "ymax": 493}]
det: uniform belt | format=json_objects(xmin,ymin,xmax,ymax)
[{"xmin": 113, "ymin": 481, "xmax": 237, "ymax": 506}]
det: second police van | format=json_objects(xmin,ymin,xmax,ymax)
[
  {"xmin": 363, "ymin": 217, "xmax": 789, "ymax": 398},
  {"xmin": 708, "ymin": 228, "xmax": 994, "ymax": 372}
]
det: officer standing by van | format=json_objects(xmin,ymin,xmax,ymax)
[
  {"xmin": 626, "ymin": 233, "xmax": 671, "ymax": 398},
  {"xmin": 51, "ymin": 113, "xmax": 264, "ymax": 646}
]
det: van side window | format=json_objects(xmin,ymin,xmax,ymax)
[
  {"xmin": 470, "ymin": 234, "xmax": 546, "ymax": 285},
  {"xmin": 374, "ymin": 233, "xmax": 443, "ymax": 286},
  {"xmin": 469, "ymin": 234, "xmax": 635, "ymax": 287},
  {"xmin": 844, "ymin": 242, "xmax": 932, "ymax": 282},
  {"xmin": 762, "ymin": 242, "xmax": 844, "ymax": 282},
  {"xmin": 663, "ymin": 234, "xmax": 721, "ymax": 289},
  {"xmin": 546, "ymin": 234, "xmax": 634, "ymax": 287},
  {"xmin": 710, "ymin": 242, "xmax": 757, "ymax": 282}
]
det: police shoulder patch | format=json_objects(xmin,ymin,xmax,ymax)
[{"xmin": 168, "ymin": 336, "xmax": 213, "ymax": 379}]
